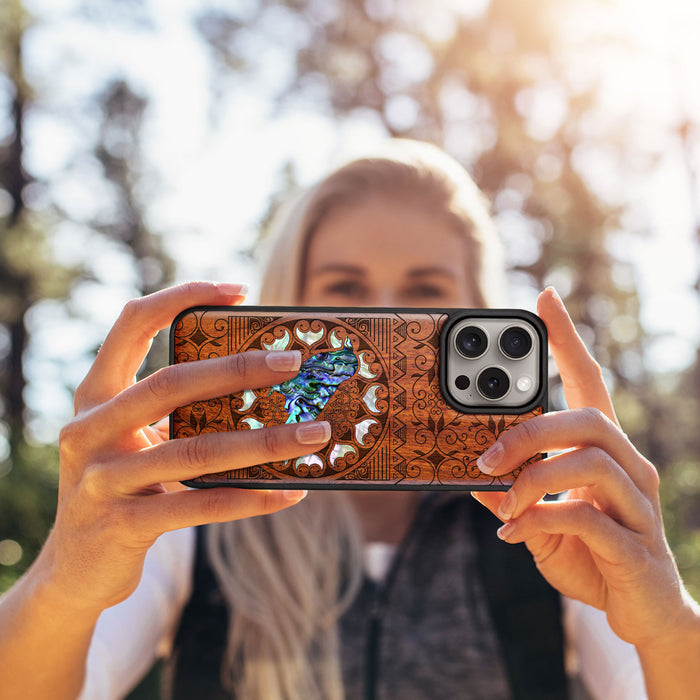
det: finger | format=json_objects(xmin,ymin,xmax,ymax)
[
  {"xmin": 139, "ymin": 486, "xmax": 309, "ymax": 537},
  {"xmin": 471, "ymin": 490, "xmax": 507, "ymax": 520},
  {"xmin": 143, "ymin": 417, "xmax": 170, "ymax": 445},
  {"xmin": 113, "ymin": 421, "xmax": 332, "ymax": 489},
  {"xmin": 471, "ymin": 491, "xmax": 603, "ymax": 598},
  {"xmin": 96, "ymin": 349, "xmax": 302, "ymax": 437},
  {"xmin": 495, "ymin": 447, "xmax": 654, "ymax": 533},
  {"xmin": 77, "ymin": 282, "xmax": 248, "ymax": 408},
  {"xmin": 537, "ymin": 287, "xmax": 618, "ymax": 424},
  {"xmin": 522, "ymin": 530, "xmax": 605, "ymax": 607},
  {"xmin": 475, "ymin": 407, "xmax": 659, "ymax": 497},
  {"xmin": 496, "ymin": 498, "xmax": 638, "ymax": 567}
]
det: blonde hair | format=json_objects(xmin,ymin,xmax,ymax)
[
  {"xmin": 206, "ymin": 494, "xmax": 363, "ymax": 699},
  {"xmin": 258, "ymin": 139, "xmax": 505, "ymax": 306},
  {"xmin": 207, "ymin": 139, "xmax": 504, "ymax": 699}
]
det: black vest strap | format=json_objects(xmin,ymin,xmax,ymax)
[
  {"xmin": 161, "ymin": 526, "xmax": 231, "ymax": 700},
  {"xmin": 472, "ymin": 504, "xmax": 568, "ymax": 700}
]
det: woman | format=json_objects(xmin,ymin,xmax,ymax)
[{"xmin": 0, "ymin": 140, "xmax": 698, "ymax": 699}]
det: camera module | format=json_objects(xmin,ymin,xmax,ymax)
[
  {"xmin": 455, "ymin": 326, "xmax": 488, "ymax": 359},
  {"xmin": 445, "ymin": 314, "xmax": 541, "ymax": 409},
  {"xmin": 498, "ymin": 326, "xmax": 533, "ymax": 360},
  {"xmin": 476, "ymin": 366, "xmax": 510, "ymax": 401}
]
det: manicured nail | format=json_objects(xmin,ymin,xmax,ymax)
[
  {"xmin": 283, "ymin": 489, "xmax": 308, "ymax": 502},
  {"xmin": 214, "ymin": 282, "xmax": 249, "ymax": 298},
  {"xmin": 266, "ymin": 350, "xmax": 302, "ymax": 372},
  {"xmin": 497, "ymin": 522, "xmax": 516, "ymax": 541},
  {"xmin": 477, "ymin": 442, "xmax": 504, "ymax": 474},
  {"xmin": 497, "ymin": 490, "xmax": 517, "ymax": 520},
  {"xmin": 296, "ymin": 421, "xmax": 331, "ymax": 445},
  {"xmin": 545, "ymin": 285, "xmax": 563, "ymax": 306}
]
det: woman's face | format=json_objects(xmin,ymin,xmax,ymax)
[{"xmin": 300, "ymin": 195, "xmax": 478, "ymax": 308}]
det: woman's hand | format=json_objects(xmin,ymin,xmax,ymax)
[
  {"xmin": 42, "ymin": 282, "xmax": 331, "ymax": 615},
  {"xmin": 472, "ymin": 288, "xmax": 699, "ymax": 655}
]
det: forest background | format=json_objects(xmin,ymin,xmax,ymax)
[{"xmin": 2, "ymin": 0, "xmax": 700, "ymax": 695}]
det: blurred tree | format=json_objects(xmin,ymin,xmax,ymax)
[
  {"xmin": 88, "ymin": 77, "xmax": 176, "ymax": 374},
  {"xmin": 193, "ymin": 0, "xmax": 647, "ymax": 399},
  {"xmin": 0, "ymin": 1, "xmax": 31, "ymax": 452},
  {"xmin": 0, "ymin": 1, "xmax": 71, "ymax": 449},
  {"xmin": 92, "ymin": 80, "xmax": 171, "ymax": 293},
  {"xmin": 661, "ymin": 116, "xmax": 700, "ymax": 600},
  {"xmin": 0, "ymin": 3, "xmax": 175, "ymax": 590},
  {"xmin": 0, "ymin": 0, "xmax": 76, "ymax": 588},
  {"xmin": 192, "ymin": 0, "xmax": 700, "ymax": 597}
]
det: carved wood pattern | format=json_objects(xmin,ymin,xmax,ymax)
[{"xmin": 171, "ymin": 309, "xmax": 543, "ymax": 489}]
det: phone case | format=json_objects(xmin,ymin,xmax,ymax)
[{"xmin": 170, "ymin": 307, "xmax": 547, "ymax": 490}]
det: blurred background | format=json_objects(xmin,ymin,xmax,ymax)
[{"xmin": 1, "ymin": 0, "xmax": 700, "ymax": 686}]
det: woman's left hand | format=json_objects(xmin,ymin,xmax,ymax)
[{"xmin": 473, "ymin": 288, "xmax": 697, "ymax": 652}]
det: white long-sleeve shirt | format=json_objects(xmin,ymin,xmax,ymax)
[{"xmin": 79, "ymin": 528, "xmax": 647, "ymax": 699}]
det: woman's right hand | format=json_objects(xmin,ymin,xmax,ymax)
[{"xmin": 41, "ymin": 282, "xmax": 329, "ymax": 615}]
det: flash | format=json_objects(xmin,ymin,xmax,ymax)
[{"xmin": 516, "ymin": 376, "xmax": 533, "ymax": 392}]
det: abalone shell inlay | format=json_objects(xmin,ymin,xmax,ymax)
[{"xmin": 271, "ymin": 344, "xmax": 358, "ymax": 423}]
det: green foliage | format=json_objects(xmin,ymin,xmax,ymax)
[
  {"xmin": 0, "ymin": 441, "xmax": 59, "ymax": 592},
  {"xmin": 660, "ymin": 457, "xmax": 700, "ymax": 602}
]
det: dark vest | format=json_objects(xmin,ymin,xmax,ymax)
[{"xmin": 162, "ymin": 495, "xmax": 568, "ymax": 699}]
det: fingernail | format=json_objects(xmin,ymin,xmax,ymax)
[
  {"xmin": 477, "ymin": 442, "xmax": 503, "ymax": 474},
  {"xmin": 283, "ymin": 489, "xmax": 307, "ymax": 502},
  {"xmin": 215, "ymin": 282, "xmax": 249, "ymax": 298},
  {"xmin": 497, "ymin": 522, "xmax": 516, "ymax": 541},
  {"xmin": 266, "ymin": 350, "xmax": 302, "ymax": 372},
  {"xmin": 546, "ymin": 286, "xmax": 563, "ymax": 306},
  {"xmin": 296, "ymin": 421, "xmax": 331, "ymax": 445},
  {"xmin": 497, "ymin": 490, "xmax": 517, "ymax": 520}
]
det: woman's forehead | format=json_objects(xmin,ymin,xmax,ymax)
[{"xmin": 306, "ymin": 197, "xmax": 468, "ymax": 271}]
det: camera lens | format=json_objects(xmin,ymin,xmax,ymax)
[
  {"xmin": 499, "ymin": 326, "xmax": 533, "ymax": 359},
  {"xmin": 477, "ymin": 367, "xmax": 510, "ymax": 400},
  {"xmin": 455, "ymin": 326, "xmax": 488, "ymax": 359}
]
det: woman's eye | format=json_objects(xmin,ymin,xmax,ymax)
[
  {"xmin": 404, "ymin": 284, "xmax": 450, "ymax": 301},
  {"xmin": 322, "ymin": 280, "xmax": 368, "ymax": 300}
]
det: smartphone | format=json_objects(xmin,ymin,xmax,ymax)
[{"xmin": 170, "ymin": 307, "xmax": 547, "ymax": 490}]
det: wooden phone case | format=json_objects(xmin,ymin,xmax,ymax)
[{"xmin": 170, "ymin": 307, "xmax": 547, "ymax": 490}]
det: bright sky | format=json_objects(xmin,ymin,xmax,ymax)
[
  {"xmin": 563, "ymin": 0, "xmax": 700, "ymax": 371},
  {"xmin": 13, "ymin": 0, "xmax": 700, "ymax": 442}
]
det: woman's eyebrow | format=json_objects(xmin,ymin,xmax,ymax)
[
  {"xmin": 408, "ymin": 267, "xmax": 460, "ymax": 280},
  {"xmin": 310, "ymin": 263, "xmax": 366, "ymax": 276}
]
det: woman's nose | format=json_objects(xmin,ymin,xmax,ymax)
[{"xmin": 372, "ymin": 289, "xmax": 399, "ymax": 307}]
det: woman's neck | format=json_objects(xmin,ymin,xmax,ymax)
[{"xmin": 347, "ymin": 491, "xmax": 422, "ymax": 544}]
